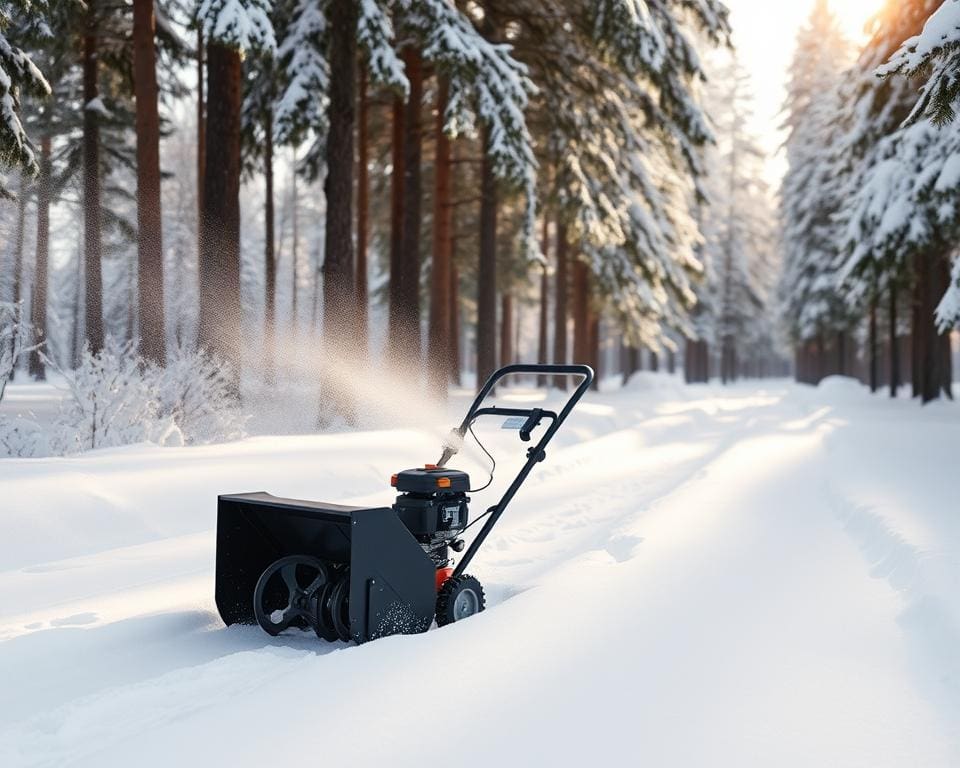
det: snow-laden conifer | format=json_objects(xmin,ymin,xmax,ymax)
[
  {"xmin": 844, "ymin": 0, "xmax": 960, "ymax": 333},
  {"xmin": 778, "ymin": 0, "xmax": 852, "ymax": 344},
  {"xmin": 0, "ymin": 0, "xmax": 51, "ymax": 195},
  {"xmin": 525, "ymin": 0, "xmax": 730, "ymax": 346},
  {"xmin": 699, "ymin": 54, "xmax": 778, "ymax": 376}
]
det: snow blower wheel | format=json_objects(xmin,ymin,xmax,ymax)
[
  {"xmin": 252, "ymin": 555, "xmax": 330, "ymax": 637},
  {"xmin": 216, "ymin": 364, "xmax": 594, "ymax": 644},
  {"xmin": 435, "ymin": 575, "xmax": 486, "ymax": 627}
]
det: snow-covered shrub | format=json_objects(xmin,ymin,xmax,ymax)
[
  {"xmin": 52, "ymin": 342, "xmax": 169, "ymax": 453},
  {"xmin": 0, "ymin": 414, "xmax": 48, "ymax": 457},
  {"xmin": 155, "ymin": 347, "xmax": 245, "ymax": 444},
  {"xmin": 0, "ymin": 301, "xmax": 40, "ymax": 401}
]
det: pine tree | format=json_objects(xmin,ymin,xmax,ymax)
[
  {"xmin": 778, "ymin": 0, "xmax": 852, "ymax": 383},
  {"xmin": 700, "ymin": 54, "xmax": 778, "ymax": 384},
  {"xmin": 844, "ymin": 0, "xmax": 956, "ymax": 401},
  {"xmin": 487, "ymin": 0, "xmax": 729, "ymax": 356},
  {"xmin": 835, "ymin": 1, "xmax": 939, "ymax": 396},
  {"xmin": 197, "ymin": 0, "xmax": 274, "ymax": 379},
  {"xmin": 880, "ymin": 0, "xmax": 960, "ymax": 334}
]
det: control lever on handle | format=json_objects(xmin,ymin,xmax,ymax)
[{"xmin": 519, "ymin": 408, "xmax": 544, "ymax": 442}]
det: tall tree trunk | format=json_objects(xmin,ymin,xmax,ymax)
[
  {"xmin": 28, "ymin": 136, "xmax": 50, "ymax": 379},
  {"xmin": 398, "ymin": 48, "xmax": 424, "ymax": 365},
  {"xmin": 514, "ymin": 298, "xmax": 522, "ymax": 366},
  {"xmin": 499, "ymin": 292, "xmax": 513, "ymax": 370},
  {"xmin": 624, "ymin": 341, "xmax": 640, "ymax": 383},
  {"xmin": 537, "ymin": 213, "xmax": 549, "ymax": 387},
  {"xmin": 449, "ymin": 143, "xmax": 460, "ymax": 385},
  {"xmin": 320, "ymin": 0, "xmax": 357, "ymax": 418},
  {"xmin": 355, "ymin": 66, "xmax": 369, "ymax": 357},
  {"xmin": 134, "ymin": 0, "xmax": 165, "ymax": 365},
  {"xmin": 667, "ymin": 349, "xmax": 675, "ymax": 375},
  {"xmin": 476, "ymin": 122, "xmax": 498, "ymax": 390},
  {"xmin": 388, "ymin": 95, "xmax": 404, "ymax": 358},
  {"xmin": 869, "ymin": 298, "xmax": 878, "ymax": 393},
  {"xmin": 552, "ymin": 218, "xmax": 568, "ymax": 389},
  {"xmin": 816, "ymin": 334, "xmax": 826, "ymax": 384},
  {"xmin": 72, "ymin": 252, "xmax": 82, "ymax": 368},
  {"xmin": 263, "ymin": 106, "xmax": 276, "ymax": 381},
  {"xmin": 427, "ymin": 77, "xmax": 451, "ymax": 395},
  {"xmin": 587, "ymin": 308, "xmax": 599, "ymax": 390},
  {"xmin": 684, "ymin": 339, "xmax": 696, "ymax": 383},
  {"xmin": 9, "ymin": 173, "xmax": 27, "ymax": 377},
  {"xmin": 83, "ymin": 2, "xmax": 104, "ymax": 353},
  {"xmin": 938, "ymin": 257, "xmax": 954, "ymax": 399},
  {"xmin": 197, "ymin": 26, "xmax": 205, "ymax": 252},
  {"xmin": 837, "ymin": 330, "xmax": 847, "ymax": 377},
  {"xmin": 912, "ymin": 263, "xmax": 921, "ymax": 398},
  {"xmin": 450, "ymin": 262, "xmax": 460, "ymax": 385},
  {"xmin": 572, "ymin": 257, "xmax": 589, "ymax": 365},
  {"xmin": 914, "ymin": 250, "xmax": 951, "ymax": 403},
  {"xmin": 292, "ymin": 156, "xmax": 299, "ymax": 331},
  {"xmin": 649, "ymin": 348, "xmax": 659, "ymax": 373},
  {"xmin": 889, "ymin": 283, "xmax": 900, "ymax": 397},
  {"xmin": 198, "ymin": 41, "xmax": 243, "ymax": 377},
  {"xmin": 686, "ymin": 339, "xmax": 708, "ymax": 384}
]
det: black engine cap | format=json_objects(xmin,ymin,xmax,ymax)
[{"xmin": 393, "ymin": 467, "xmax": 470, "ymax": 493}]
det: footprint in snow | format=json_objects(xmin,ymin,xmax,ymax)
[
  {"xmin": 50, "ymin": 612, "xmax": 98, "ymax": 627},
  {"xmin": 605, "ymin": 535, "xmax": 644, "ymax": 563}
]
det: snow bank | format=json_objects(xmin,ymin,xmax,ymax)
[{"xmin": 1, "ymin": 381, "xmax": 958, "ymax": 767}]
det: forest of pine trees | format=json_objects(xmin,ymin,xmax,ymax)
[
  {"xmin": 780, "ymin": 0, "xmax": 960, "ymax": 403},
  {"xmin": 0, "ymin": 0, "xmax": 957, "ymax": 444}
]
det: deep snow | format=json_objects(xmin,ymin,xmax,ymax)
[{"xmin": 0, "ymin": 376, "xmax": 958, "ymax": 767}]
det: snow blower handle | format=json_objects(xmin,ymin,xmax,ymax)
[
  {"xmin": 438, "ymin": 364, "xmax": 594, "ymax": 578},
  {"xmin": 437, "ymin": 364, "xmax": 593, "ymax": 467}
]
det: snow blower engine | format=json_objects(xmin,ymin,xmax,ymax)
[{"xmin": 214, "ymin": 364, "xmax": 593, "ymax": 643}]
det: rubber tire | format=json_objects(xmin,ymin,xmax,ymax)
[{"xmin": 435, "ymin": 575, "xmax": 486, "ymax": 627}]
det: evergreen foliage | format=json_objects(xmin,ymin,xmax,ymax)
[{"xmin": 0, "ymin": 0, "xmax": 51, "ymax": 195}]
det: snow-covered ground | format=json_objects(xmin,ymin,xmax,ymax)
[{"xmin": 1, "ymin": 376, "xmax": 958, "ymax": 767}]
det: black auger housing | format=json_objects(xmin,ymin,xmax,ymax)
[{"xmin": 215, "ymin": 364, "xmax": 594, "ymax": 644}]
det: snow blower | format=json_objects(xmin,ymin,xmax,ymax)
[{"xmin": 214, "ymin": 364, "xmax": 594, "ymax": 643}]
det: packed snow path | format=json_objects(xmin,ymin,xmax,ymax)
[{"xmin": 1, "ymin": 377, "xmax": 958, "ymax": 767}]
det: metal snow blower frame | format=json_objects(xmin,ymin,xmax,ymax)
[{"xmin": 215, "ymin": 363, "xmax": 594, "ymax": 644}]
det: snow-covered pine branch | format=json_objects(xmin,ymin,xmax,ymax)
[
  {"xmin": 198, "ymin": 0, "xmax": 276, "ymax": 52},
  {"xmin": 530, "ymin": 0, "xmax": 730, "ymax": 346},
  {"xmin": 275, "ymin": 0, "xmax": 328, "ymax": 149},
  {"xmin": 0, "ymin": 0, "xmax": 52, "ymax": 194},
  {"xmin": 880, "ymin": 0, "xmax": 960, "ymax": 126},
  {"xmin": 405, "ymin": 0, "xmax": 538, "ymax": 250},
  {"xmin": 358, "ymin": 0, "xmax": 407, "ymax": 94}
]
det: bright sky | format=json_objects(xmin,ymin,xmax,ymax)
[{"xmin": 724, "ymin": 0, "xmax": 884, "ymax": 184}]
